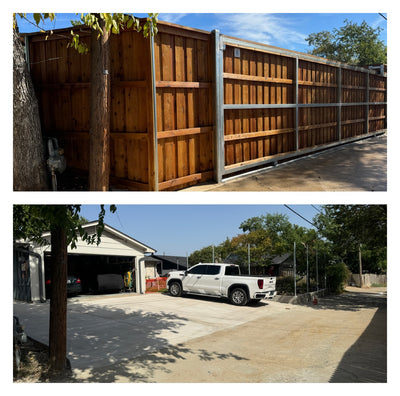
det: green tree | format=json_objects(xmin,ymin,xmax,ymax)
[
  {"xmin": 306, "ymin": 19, "xmax": 387, "ymax": 65},
  {"xmin": 13, "ymin": 204, "xmax": 116, "ymax": 374},
  {"xmin": 314, "ymin": 205, "xmax": 387, "ymax": 283},
  {"xmin": 13, "ymin": 13, "xmax": 157, "ymax": 191}
]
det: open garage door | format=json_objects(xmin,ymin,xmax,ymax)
[{"xmin": 44, "ymin": 253, "xmax": 136, "ymax": 297}]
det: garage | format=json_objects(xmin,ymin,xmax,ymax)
[{"xmin": 15, "ymin": 221, "xmax": 157, "ymax": 302}]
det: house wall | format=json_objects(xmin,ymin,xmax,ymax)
[{"xmin": 25, "ymin": 226, "xmax": 153, "ymax": 300}]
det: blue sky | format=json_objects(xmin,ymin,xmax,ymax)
[
  {"xmin": 16, "ymin": 12, "xmax": 387, "ymax": 54},
  {"xmin": 79, "ymin": 204, "xmax": 322, "ymax": 257}
]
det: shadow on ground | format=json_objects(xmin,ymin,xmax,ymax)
[
  {"xmin": 71, "ymin": 343, "xmax": 249, "ymax": 382},
  {"xmin": 311, "ymin": 290, "xmax": 387, "ymax": 312},
  {"xmin": 329, "ymin": 303, "xmax": 387, "ymax": 382}
]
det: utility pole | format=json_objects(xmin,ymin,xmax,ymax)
[
  {"xmin": 293, "ymin": 242, "xmax": 297, "ymax": 296},
  {"xmin": 359, "ymin": 243, "xmax": 364, "ymax": 288},
  {"xmin": 302, "ymin": 242, "xmax": 309, "ymax": 293},
  {"xmin": 248, "ymin": 244, "xmax": 251, "ymax": 275},
  {"xmin": 316, "ymin": 245, "xmax": 319, "ymax": 292}
]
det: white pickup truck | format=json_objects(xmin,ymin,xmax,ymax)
[{"xmin": 166, "ymin": 263, "xmax": 276, "ymax": 306}]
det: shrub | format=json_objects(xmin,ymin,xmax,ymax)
[
  {"xmin": 276, "ymin": 276, "xmax": 294, "ymax": 295},
  {"xmin": 326, "ymin": 262, "xmax": 351, "ymax": 293}
]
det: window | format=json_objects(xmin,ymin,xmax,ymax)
[
  {"xmin": 206, "ymin": 265, "xmax": 221, "ymax": 275},
  {"xmin": 225, "ymin": 265, "xmax": 240, "ymax": 276},
  {"xmin": 187, "ymin": 265, "xmax": 208, "ymax": 275}
]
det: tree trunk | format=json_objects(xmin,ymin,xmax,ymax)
[
  {"xmin": 358, "ymin": 243, "xmax": 364, "ymax": 288},
  {"xmin": 49, "ymin": 219, "xmax": 68, "ymax": 373},
  {"xmin": 13, "ymin": 25, "xmax": 48, "ymax": 190},
  {"xmin": 89, "ymin": 16, "xmax": 111, "ymax": 191}
]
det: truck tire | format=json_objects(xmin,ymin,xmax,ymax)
[
  {"xmin": 229, "ymin": 287, "xmax": 248, "ymax": 306},
  {"xmin": 169, "ymin": 281, "xmax": 183, "ymax": 297}
]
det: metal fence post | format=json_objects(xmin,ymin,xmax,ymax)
[
  {"xmin": 295, "ymin": 56, "xmax": 299, "ymax": 152},
  {"xmin": 212, "ymin": 30, "xmax": 224, "ymax": 183},
  {"xmin": 293, "ymin": 242, "xmax": 297, "ymax": 296},
  {"xmin": 337, "ymin": 66, "xmax": 342, "ymax": 142},
  {"xmin": 365, "ymin": 70, "xmax": 370, "ymax": 135}
]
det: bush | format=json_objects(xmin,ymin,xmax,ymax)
[
  {"xmin": 276, "ymin": 276, "xmax": 295, "ymax": 295},
  {"xmin": 326, "ymin": 262, "xmax": 351, "ymax": 294}
]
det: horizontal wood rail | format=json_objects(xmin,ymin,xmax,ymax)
[
  {"xmin": 158, "ymin": 171, "xmax": 214, "ymax": 191},
  {"xmin": 156, "ymin": 81, "xmax": 212, "ymax": 89},
  {"xmin": 158, "ymin": 126, "xmax": 213, "ymax": 140},
  {"xmin": 224, "ymin": 128, "xmax": 294, "ymax": 141},
  {"xmin": 223, "ymin": 72, "xmax": 293, "ymax": 85},
  {"xmin": 298, "ymin": 80, "xmax": 337, "ymax": 88}
]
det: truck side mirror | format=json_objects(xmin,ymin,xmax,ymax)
[{"xmin": 184, "ymin": 271, "xmax": 188, "ymax": 276}]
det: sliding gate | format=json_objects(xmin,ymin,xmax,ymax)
[{"xmin": 212, "ymin": 31, "xmax": 387, "ymax": 182}]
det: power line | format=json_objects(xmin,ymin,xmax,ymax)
[
  {"xmin": 284, "ymin": 205, "xmax": 317, "ymax": 229},
  {"xmin": 378, "ymin": 13, "xmax": 387, "ymax": 21},
  {"xmin": 311, "ymin": 204, "xmax": 322, "ymax": 213}
]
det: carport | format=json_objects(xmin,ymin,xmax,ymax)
[{"xmin": 15, "ymin": 221, "xmax": 156, "ymax": 302}]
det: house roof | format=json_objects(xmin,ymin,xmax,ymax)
[
  {"xmin": 271, "ymin": 253, "xmax": 293, "ymax": 265},
  {"xmin": 152, "ymin": 254, "xmax": 188, "ymax": 266},
  {"xmin": 35, "ymin": 221, "xmax": 156, "ymax": 255}
]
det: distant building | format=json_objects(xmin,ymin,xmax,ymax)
[{"xmin": 151, "ymin": 254, "xmax": 189, "ymax": 276}]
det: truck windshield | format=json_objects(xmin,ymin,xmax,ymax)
[{"xmin": 225, "ymin": 266, "xmax": 240, "ymax": 275}]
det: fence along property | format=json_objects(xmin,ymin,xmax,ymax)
[{"xmin": 25, "ymin": 20, "xmax": 387, "ymax": 191}]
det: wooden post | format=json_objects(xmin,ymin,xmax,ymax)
[{"xmin": 89, "ymin": 16, "xmax": 111, "ymax": 191}]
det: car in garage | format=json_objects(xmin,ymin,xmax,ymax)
[{"xmin": 45, "ymin": 275, "xmax": 82, "ymax": 298}]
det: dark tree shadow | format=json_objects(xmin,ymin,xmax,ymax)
[
  {"xmin": 329, "ymin": 303, "xmax": 387, "ymax": 382},
  {"xmin": 14, "ymin": 297, "xmax": 250, "ymax": 383}
]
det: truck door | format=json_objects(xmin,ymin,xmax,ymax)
[
  {"xmin": 194, "ymin": 265, "xmax": 222, "ymax": 296},
  {"xmin": 182, "ymin": 264, "xmax": 208, "ymax": 292}
]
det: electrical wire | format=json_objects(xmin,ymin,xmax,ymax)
[{"xmin": 284, "ymin": 204, "xmax": 317, "ymax": 229}]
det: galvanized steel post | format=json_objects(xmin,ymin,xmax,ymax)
[
  {"xmin": 365, "ymin": 70, "xmax": 370, "ymax": 135},
  {"xmin": 212, "ymin": 30, "xmax": 224, "ymax": 183},
  {"xmin": 337, "ymin": 66, "xmax": 342, "ymax": 141},
  {"xmin": 293, "ymin": 241, "xmax": 297, "ymax": 296},
  {"xmin": 295, "ymin": 56, "xmax": 299, "ymax": 152}
]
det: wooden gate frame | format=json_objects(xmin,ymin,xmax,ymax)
[{"xmin": 212, "ymin": 30, "xmax": 387, "ymax": 183}]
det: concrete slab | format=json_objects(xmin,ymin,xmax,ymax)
[
  {"xmin": 182, "ymin": 134, "xmax": 387, "ymax": 191},
  {"xmin": 13, "ymin": 293, "xmax": 282, "ymax": 370},
  {"xmin": 13, "ymin": 288, "xmax": 387, "ymax": 382}
]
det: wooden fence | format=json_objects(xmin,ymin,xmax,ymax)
[{"xmin": 25, "ymin": 20, "xmax": 387, "ymax": 190}]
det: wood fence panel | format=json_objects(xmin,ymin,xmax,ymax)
[
  {"xmin": 154, "ymin": 24, "xmax": 214, "ymax": 190},
  {"xmin": 26, "ymin": 21, "xmax": 386, "ymax": 190}
]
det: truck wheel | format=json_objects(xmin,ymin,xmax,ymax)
[
  {"xmin": 169, "ymin": 281, "xmax": 182, "ymax": 297},
  {"xmin": 229, "ymin": 287, "xmax": 248, "ymax": 306}
]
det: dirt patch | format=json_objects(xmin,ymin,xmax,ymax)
[{"xmin": 13, "ymin": 338, "xmax": 73, "ymax": 383}]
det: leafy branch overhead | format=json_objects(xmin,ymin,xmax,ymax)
[
  {"xmin": 13, "ymin": 204, "xmax": 117, "ymax": 249},
  {"xmin": 14, "ymin": 13, "xmax": 158, "ymax": 54}
]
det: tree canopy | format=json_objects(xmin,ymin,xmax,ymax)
[
  {"xmin": 314, "ymin": 205, "xmax": 387, "ymax": 273},
  {"xmin": 306, "ymin": 19, "xmax": 387, "ymax": 66},
  {"xmin": 189, "ymin": 205, "xmax": 387, "ymax": 276},
  {"xmin": 13, "ymin": 204, "xmax": 116, "ymax": 248}
]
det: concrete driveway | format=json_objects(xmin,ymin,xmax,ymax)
[
  {"xmin": 13, "ymin": 293, "xmax": 281, "ymax": 370},
  {"xmin": 13, "ymin": 288, "xmax": 387, "ymax": 382},
  {"xmin": 182, "ymin": 134, "xmax": 387, "ymax": 191}
]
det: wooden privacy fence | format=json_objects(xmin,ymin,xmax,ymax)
[{"xmin": 25, "ymin": 21, "xmax": 387, "ymax": 191}]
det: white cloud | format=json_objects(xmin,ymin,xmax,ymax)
[
  {"xmin": 217, "ymin": 14, "xmax": 307, "ymax": 50},
  {"xmin": 159, "ymin": 13, "xmax": 189, "ymax": 25}
]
